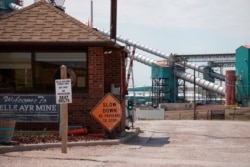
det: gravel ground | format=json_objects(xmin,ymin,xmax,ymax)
[{"xmin": 1, "ymin": 120, "xmax": 250, "ymax": 167}]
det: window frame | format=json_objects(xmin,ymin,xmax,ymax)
[{"xmin": 0, "ymin": 51, "xmax": 88, "ymax": 94}]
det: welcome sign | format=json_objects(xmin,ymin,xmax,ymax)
[{"xmin": 0, "ymin": 95, "xmax": 59, "ymax": 122}]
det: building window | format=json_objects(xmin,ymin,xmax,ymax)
[
  {"xmin": 34, "ymin": 52, "xmax": 87, "ymax": 92},
  {"xmin": 0, "ymin": 52, "xmax": 87, "ymax": 93},
  {"xmin": 0, "ymin": 52, "xmax": 32, "ymax": 92}
]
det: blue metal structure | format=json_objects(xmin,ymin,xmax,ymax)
[
  {"xmin": 236, "ymin": 45, "xmax": 250, "ymax": 106},
  {"xmin": 0, "ymin": 0, "xmax": 22, "ymax": 15}
]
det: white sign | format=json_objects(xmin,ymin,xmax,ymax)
[{"xmin": 55, "ymin": 79, "xmax": 72, "ymax": 104}]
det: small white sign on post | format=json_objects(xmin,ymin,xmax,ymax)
[{"xmin": 55, "ymin": 79, "xmax": 72, "ymax": 104}]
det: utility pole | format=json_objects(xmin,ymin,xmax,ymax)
[
  {"xmin": 194, "ymin": 69, "xmax": 196, "ymax": 120},
  {"xmin": 110, "ymin": 0, "xmax": 117, "ymax": 41},
  {"xmin": 91, "ymin": 0, "xmax": 93, "ymax": 26}
]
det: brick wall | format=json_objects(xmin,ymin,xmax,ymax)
[
  {"xmin": 68, "ymin": 47, "xmax": 104, "ymax": 133},
  {"xmin": 15, "ymin": 47, "xmax": 127, "ymax": 134},
  {"xmin": 104, "ymin": 49, "xmax": 126, "ymax": 132},
  {"xmin": 68, "ymin": 47, "xmax": 126, "ymax": 133}
]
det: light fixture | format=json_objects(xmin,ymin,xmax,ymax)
[{"xmin": 104, "ymin": 50, "xmax": 112, "ymax": 55}]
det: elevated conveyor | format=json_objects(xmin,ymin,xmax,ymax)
[
  {"xmin": 129, "ymin": 53, "xmax": 225, "ymax": 96},
  {"xmin": 97, "ymin": 28, "xmax": 226, "ymax": 82},
  {"xmin": 176, "ymin": 62, "xmax": 225, "ymax": 81}
]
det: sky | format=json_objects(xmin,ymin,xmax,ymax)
[{"xmin": 24, "ymin": 0, "xmax": 250, "ymax": 87}]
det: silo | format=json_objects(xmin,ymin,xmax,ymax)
[
  {"xmin": 225, "ymin": 70, "xmax": 236, "ymax": 105},
  {"xmin": 236, "ymin": 45, "xmax": 250, "ymax": 106}
]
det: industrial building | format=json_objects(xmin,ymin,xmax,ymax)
[
  {"xmin": 0, "ymin": 0, "xmax": 250, "ymax": 136},
  {"xmin": 0, "ymin": 0, "xmax": 127, "ymax": 134},
  {"xmin": 122, "ymin": 46, "xmax": 249, "ymax": 108}
]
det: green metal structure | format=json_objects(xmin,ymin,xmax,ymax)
[
  {"xmin": 0, "ymin": 0, "xmax": 22, "ymax": 15},
  {"xmin": 151, "ymin": 63, "xmax": 178, "ymax": 106},
  {"xmin": 236, "ymin": 45, "xmax": 250, "ymax": 106},
  {"xmin": 127, "ymin": 86, "xmax": 152, "ymax": 105},
  {"xmin": 203, "ymin": 66, "xmax": 215, "ymax": 83}
]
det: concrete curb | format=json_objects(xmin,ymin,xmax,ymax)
[{"xmin": 0, "ymin": 127, "xmax": 140, "ymax": 154}]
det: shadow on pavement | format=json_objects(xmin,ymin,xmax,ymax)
[{"xmin": 125, "ymin": 135, "xmax": 170, "ymax": 147}]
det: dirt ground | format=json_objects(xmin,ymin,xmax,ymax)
[
  {"xmin": 165, "ymin": 104, "xmax": 250, "ymax": 121},
  {"xmin": 2, "ymin": 104, "xmax": 250, "ymax": 145},
  {"xmin": 1, "ymin": 120, "xmax": 250, "ymax": 167}
]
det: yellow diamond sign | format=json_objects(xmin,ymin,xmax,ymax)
[{"xmin": 90, "ymin": 93, "xmax": 122, "ymax": 132}]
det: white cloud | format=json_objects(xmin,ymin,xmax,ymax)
[
  {"xmin": 24, "ymin": 0, "xmax": 249, "ymax": 38},
  {"xmin": 22, "ymin": 0, "xmax": 250, "ymax": 86},
  {"xmin": 117, "ymin": 0, "xmax": 250, "ymax": 38}
]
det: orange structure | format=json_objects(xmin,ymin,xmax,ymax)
[{"xmin": 225, "ymin": 70, "xmax": 236, "ymax": 105}]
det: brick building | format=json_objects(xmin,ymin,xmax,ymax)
[{"xmin": 0, "ymin": 1, "xmax": 127, "ymax": 134}]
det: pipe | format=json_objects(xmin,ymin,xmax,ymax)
[
  {"xmin": 177, "ymin": 62, "xmax": 225, "ymax": 81},
  {"xmin": 99, "ymin": 29, "xmax": 225, "ymax": 82},
  {"xmin": 97, "ymin": 28, "xmax": 172, "ymax": 60},
  {"xmin": 173, "ymin": 70, "xmax": 225, "ymax": 96},
  {"xmin": 9, "ymin": 3, "xmax": 23, "ymax": 10},
  {"xmin": 132, "ymin": 53, "xmax": 157, "ymax": 66},
  {"xmin": 130, "ymin": 53, "xmax": 225, "ymax": 96}
]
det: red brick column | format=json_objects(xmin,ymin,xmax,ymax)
[
  {"xmin": 88, "ymin": 47, "xmax": 105, "ymax": 100},
  {"xmin": 69, "ymin": 47, "xmax": 105, "ymax": 133},
  {"xmin": 104, "ymin": 49, "xmax": 126, "ymax": 132}
]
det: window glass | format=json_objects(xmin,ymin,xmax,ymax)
[
  {"xmin": 0, "ymin": 53, "xmax": 32, "ymax": 92},
  {"xmin": 34, "ymin": 52, "xmax": 87, "ymax": 91},
  {"xmin": 0, "ymin": 52, "xmax": 87, "ymax": 93}
]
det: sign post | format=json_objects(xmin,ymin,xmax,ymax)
[
  {"xmin": 55, "ymin": 65, "xmax": 72, "ymax": 154},
  {"xmin": 90, "ymin": 93, "xmax": 122, "ymax": 133}
]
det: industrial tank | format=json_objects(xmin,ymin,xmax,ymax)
[
  {"xmin": 236, "ymin": 45, "xmax": 250, "ymax": 106},
  {"xmin": 0, "ymin": 0, "xmax": 22, "ymax": 16}
]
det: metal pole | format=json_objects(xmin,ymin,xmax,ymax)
[
  {"xmin": 194, "ymin": 69, "xmax": 196, "ymax": 120},
  {"xmin": 183, "ymin": 58, "xmax": 186, "ymax": 102},
  {"xmin": 91, "ymin": 0, "xmax": 93, "ymax": 26},
  {"xmin": 131, "ymin": 66, "xmax": 136, "ymax": 102},
  {"xmin": 110, "ymin": 0, "xmax": 117, "ymax": 41}
]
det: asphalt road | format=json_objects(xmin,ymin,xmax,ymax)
[{"xmin": 1, "ymin": 120, "xmax": 250, "ymax": 167}]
